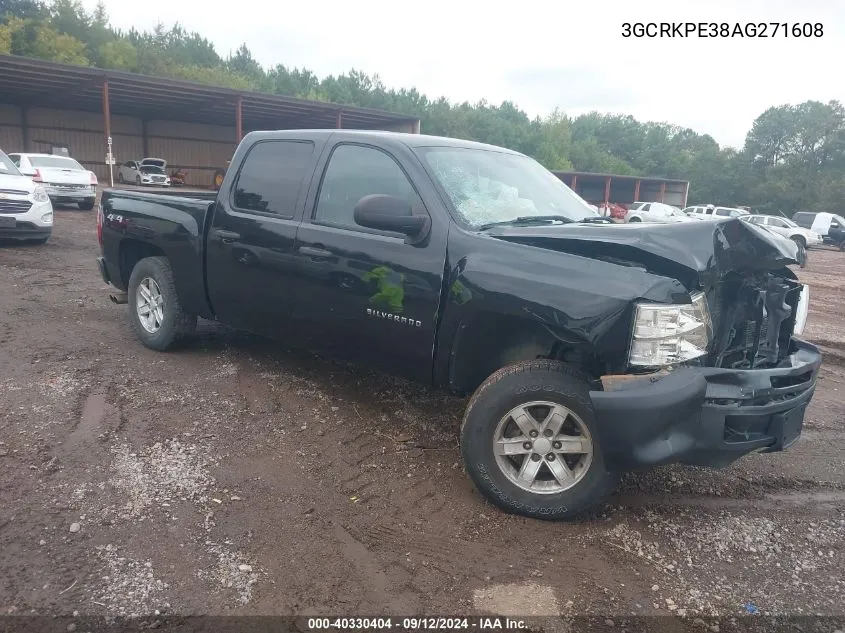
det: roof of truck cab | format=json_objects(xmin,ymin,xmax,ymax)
[{"xmin": 245, "ymin": 129, "xmax": 524, "ymax": 154}]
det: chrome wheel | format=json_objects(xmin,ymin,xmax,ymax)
[
  {"xmin": 493, "ymin": 401, "xmax": 593, "ymax": 494},
  {"xmin": 136, "ymin": 277, "xmax": 164, "ymax": 333}
]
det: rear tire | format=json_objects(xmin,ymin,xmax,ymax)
[
  {"xmin": 135, "ymin": 175, "xmax": 141, "ymax": 185},
  {"xmin": 839, "ymin": 240, "xmax": 845, "ymax": 252},
  {"xmin": 127, "ymin": 256, "xmax": 196, "ymax": 351},
  {"xmin": 628, "ymin": 216, "xmax": 641, "ymax": 223},
  {"xmin": 78, "ymin": 199, "xmax": 95, "ymax": 210},
  {"xmin": 460, "ymin": 360, "xmax": 620, "ymax": 520}
]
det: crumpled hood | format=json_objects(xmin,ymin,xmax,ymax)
[{"xmin": 486, "ymin": 217, "xmax": 799, "ymax": 287}]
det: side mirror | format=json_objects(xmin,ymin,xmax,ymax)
[
  {"xmin": 831, "ymin": 222, "xmax": 840, "ymax": 229},
  {"xmin": 354, "ymin": 194, "xmax": 430, "ymax": 243}
]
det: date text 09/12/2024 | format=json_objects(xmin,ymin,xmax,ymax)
[
  {"xmin": 622, "ymin": 22, "xmax": 824, "ymax": 38},
  {"xmin": 307, "ymin": 618, "xmax": 528, "ymax": 630}
]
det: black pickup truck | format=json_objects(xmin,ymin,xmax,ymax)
[{"xmin": 96, "ymin": 130, "xmax": 821, "ymax": 520}]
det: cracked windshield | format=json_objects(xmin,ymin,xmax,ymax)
[{"xmin": 420, "ymin": 147, "xmax": 597, "ymax": 228}]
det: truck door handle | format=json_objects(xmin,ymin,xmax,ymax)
[
  {"xmin": 298, "ymin": 245, "xmax": 332, "ymax": 258},
  {"xmin": 216, "ymin": 229, "xmax": 241, "ymax": 243}
]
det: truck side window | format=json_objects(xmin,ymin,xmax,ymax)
[
  {"xmin": 232, "ymin": 140, "xmax": 315, "ymax": 218},
  {"xmin": 314, "ymin": 144, "xmax": 424, "ymax": 231}
]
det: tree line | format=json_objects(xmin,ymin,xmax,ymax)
[{"xmin": 2, "ymin": 0, "xmax": 844, "ymax": 215}]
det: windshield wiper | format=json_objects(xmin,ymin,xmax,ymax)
[
  {"xmin": 477, "ymin": 215, "xmax": 576, "ymax": 230},
  {"xmin": 577, "ymin": 216, "xmax": 613, "ymax": 224}
]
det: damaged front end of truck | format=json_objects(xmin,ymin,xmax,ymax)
[{"xmin": 489, "ymin": 217, "xmax": 822, "ymax": 471}]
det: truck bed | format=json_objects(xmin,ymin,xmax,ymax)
[
  {"xmin": 109, "ymin": 186, "xmax": 219, "ymax": 201},
  {"xmin": 99, "ymin": 187, "xmax": 217, "ymax": 317}
]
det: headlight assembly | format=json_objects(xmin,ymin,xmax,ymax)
[
  {"xmin": 628, "ymin": 292, "xmax": 712, "ymax": 367},
  {"xmin": 793, "ymin": 284, "xmax": 809, "ymax": 336},
  {"xmin": 32, "ymin": 186, "xmax": 49, "ymax": 203}
]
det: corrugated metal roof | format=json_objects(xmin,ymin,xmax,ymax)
[{"xmin": 0, "ymin": 55, "xmax": 420, "ymax": 130}]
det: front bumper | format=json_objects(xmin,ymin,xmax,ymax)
[
  {"xmin": 590, "ymin": 338, "xmax": 822, "ymax": 470},
  {"xmin": 0, "ymin": 221, "xmax": 52, "ymax": 240}
]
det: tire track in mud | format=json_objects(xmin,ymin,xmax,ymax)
[
  {"xmin": 613, "ymin": 489, "xmax": 845, "ymax": 513},
  {"xmin": 225, "ymin": 356, "xmax": 495, "ymax": 602}
]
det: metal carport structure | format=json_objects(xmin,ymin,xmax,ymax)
[
  {"xmin": 554, "ymin": 170, "xmax": 690, "ymax": 209},
  {"xmin": 0, "ymin": 55, "xmax": 421, "ymax": 186}
]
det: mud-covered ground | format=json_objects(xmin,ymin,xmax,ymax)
[{"xmin": 1, "ymin": 203, "xmax": 844, "ymax": 625}]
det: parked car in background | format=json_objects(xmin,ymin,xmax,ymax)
[
  {"xmin": 8, "ymin": 152, "xmax": 97, "ymax": 210},
  {"xmin": 684, "ymin": 205, "xmax": 749, "ymax": 220},
  {"xmin": 792, "ymin": 211, "xmax": 845, "ymax": 250},
  {"xmin": 118, "ymin": 158, "xmax": 171, "ymax": 187},
  {"xmin": 741, "ymin": 214, "xmax": 823, "ymax": 250},
  {"xmin": 0, "ymin": 148, "xmax": 53, "ymax": 242},
  {"xmin": 626, "ymin": 201, "xmax": 692, "ymax": 223}
]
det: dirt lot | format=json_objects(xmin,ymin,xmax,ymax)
[{"xmin": 1, "ymin": 203, "xmax": 844, "ymax": 625}]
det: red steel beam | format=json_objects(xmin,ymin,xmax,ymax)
[
  {"xmin": 633, "ymin": 179, "xmax": 641, "ymax": 202},
  {"xmin": 235, "ymin": 96, "xmax": 243, "ymax": 142},
  {"xmin": 683, "ymin": 181, "xmax": 690, "ymax": 207},
  {"xmin": 336, "ymin": 110, "xmax": 343, "ymax": 129},
  {"xmin": 571, "ymin": 175, "xmax": 577, "ymax": 189},
  {"xmin": 603, "ymin": 176, "xmax": 611, "ymax": 205},
  {"xmin": 659, "ymin": 182, "xmax": 666, "ymax": 202}
]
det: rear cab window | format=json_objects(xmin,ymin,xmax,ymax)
[{"xmin": 231, "ymin": 140, "xmax": 316, "ymax": 218}]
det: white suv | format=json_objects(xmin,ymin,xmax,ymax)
[
  {"xmin": 683, "ymin": 205, "xmax": 749, "ymax": 220},
  {"xmin": 0, "ymin": 149, "xmax": 53, "ymax": 243}
]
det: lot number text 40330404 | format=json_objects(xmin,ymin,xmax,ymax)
[{"xmin": 622, "ymin": 22, "xmax": 824, "ymax": 38}]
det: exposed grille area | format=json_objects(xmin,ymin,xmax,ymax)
[
  {"xmin": 708, "ymin": 273, "xmax": 802, "ymax": 369},
  {"xmin": 0, "ymin": 199, "xmax": 32, "ymax": 214}
]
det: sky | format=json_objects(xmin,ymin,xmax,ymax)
[{"xmin": 81, "ymin": 0, "xmax": 843, "ymax": 149}]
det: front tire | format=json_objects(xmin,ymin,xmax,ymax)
[
  {"xmin": 628, "ymin": 216, "xmax": 641, "ymax": 223},
  {"xmin": 460, "ymin": 360, "xmax": 619, "ymax": 520},
  {"xmin": 127, "ymin": 256, "xmax": 197, "ymax": 351}
]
